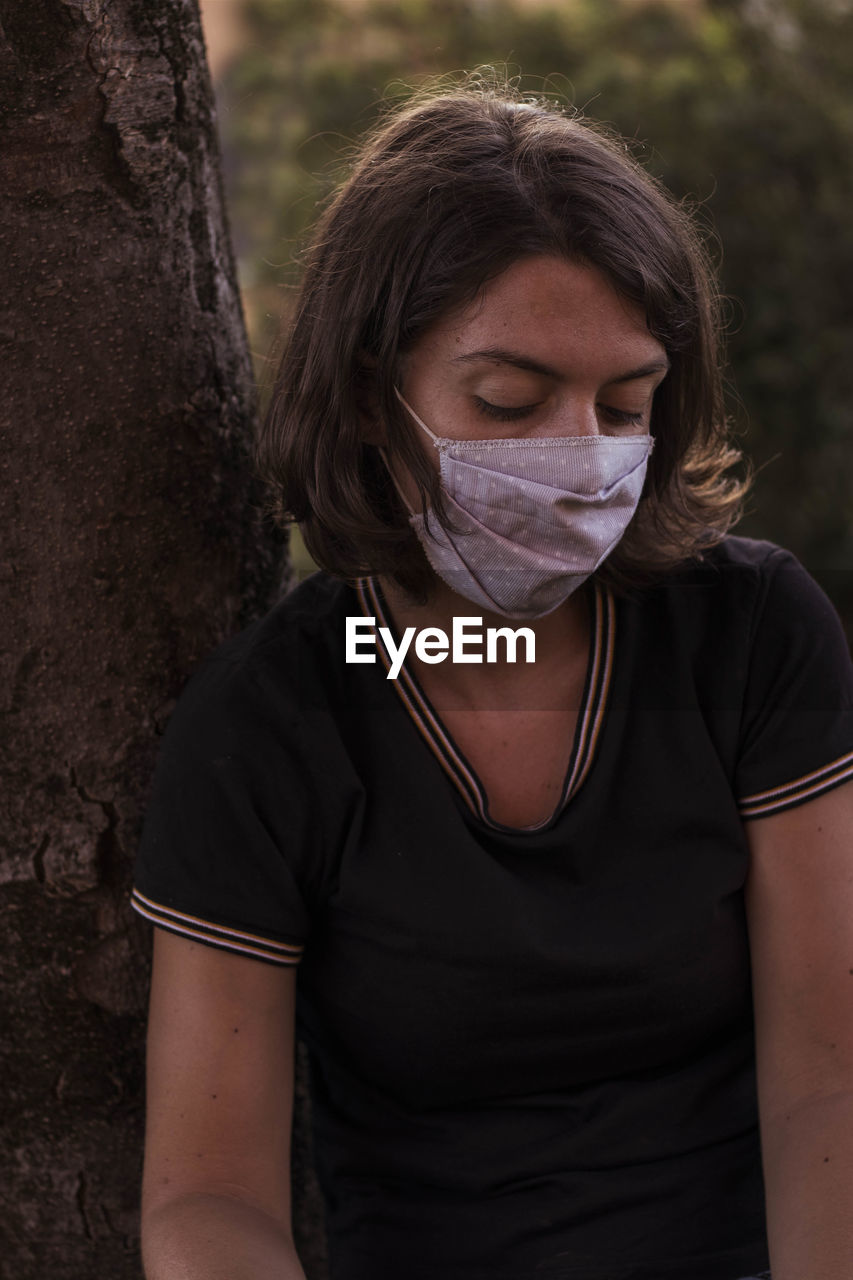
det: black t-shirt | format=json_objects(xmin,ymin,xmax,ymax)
[{"xmin": 132, "ymin": 537, "xmax": 853, "ymax": 1280}]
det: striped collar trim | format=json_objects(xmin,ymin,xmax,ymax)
[{"xmin": 355, "ymin": 577, "xmax": 615, "ymax": 833}]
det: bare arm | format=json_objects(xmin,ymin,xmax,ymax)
[
  {"xmin": 745, "ymin": 780, "xmax": 853, "ymax": 1280},
  {"xmin": 141, "ymin": 928, "xmax": 307, "ymax": 1279}
]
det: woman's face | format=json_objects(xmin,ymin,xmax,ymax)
[{"xmin": 392, "ymin": 255, "xmax": 669, "ymax": 497}]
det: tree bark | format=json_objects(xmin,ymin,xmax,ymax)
[{"xmin": 0, "ymin": 3, "xmax": 325, "ymax": 1276}]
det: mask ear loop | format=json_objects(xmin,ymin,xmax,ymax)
[
  {"xmin": 376, "ymin": 388, "xmax": 424, "ymax": 517},
  {"xmin": 378, "ymin": 444, "xmax": 417, "ymax": 517},
  {"xmin": 394, "ymin": 387, "xmax": 442, "ymax": 444},
  {"xmin": 379, "ymin": 389, "xmax": 441, "ymax": 529}
]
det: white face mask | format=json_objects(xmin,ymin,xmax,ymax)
[{"xmin": 393, "ymin": 389, "xmax": 653, "ymax": 620}]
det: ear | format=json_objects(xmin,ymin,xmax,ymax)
[{"xmin": 354, "ymin": 355, "xmax": 386, "ymax": 445}]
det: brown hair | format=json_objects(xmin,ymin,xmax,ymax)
[{"xmin": 258, "ymin": 77, "xmax": 749, "ymax": 599}]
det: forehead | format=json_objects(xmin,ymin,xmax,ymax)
[{"xmin": 422, "ymin": 254, "xmax": 666, "ymax": 371}]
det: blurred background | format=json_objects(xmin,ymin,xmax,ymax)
[{"xmin": 199, "ymin": 0, "xmax": 853, "ymax": 626}]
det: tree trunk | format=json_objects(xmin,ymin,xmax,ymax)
[{"xmin": 0, "ymin": 3, "xmax": 326, "ymax": 1275}]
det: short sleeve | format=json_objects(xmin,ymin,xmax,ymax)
[
  {"xmin": 736, "ymin": 548, "xmax": 853, "ymax": 819},
  {"xmin": 131, "ymin": 653, "xmax": 318, "ymax": 965}
]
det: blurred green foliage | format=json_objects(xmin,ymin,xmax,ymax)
[{"xmin": 219, "ymin": 0, "xmax": 853, "ymax": 623}]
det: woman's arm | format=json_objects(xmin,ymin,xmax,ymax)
[
  {"xmin": 141, "ymin": 928, "xmax": 306, "ymax": 1280},
  {"xmin": 745, "ymin": 779, "xmax": 853, "ymax": 1280}
]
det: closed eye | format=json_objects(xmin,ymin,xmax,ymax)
[
  {"xmin": 473, "ymin": 396, "xmax": 543, "ymax": 422},
  {"xmin": 598, "ymin": 405, "xmax": 646, "ymax": 427}
]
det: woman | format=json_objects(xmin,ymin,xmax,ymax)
[{"xmin": 132, "ymin": 82, "xmax": 853, "ymax": 1280}]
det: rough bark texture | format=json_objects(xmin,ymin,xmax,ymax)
[{"xmin": 0, "ymin": 3, "xmax": 327, "ymax": 1276}]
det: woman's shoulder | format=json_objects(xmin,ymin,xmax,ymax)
[
  {"xmin": 627, "ymin": 534, "xmax": 848, "ymax": 664},
  {"xmin": 678, "ymin": 533, "xmax": 798, "ymax": 579},
  {"xmin": 164, "ymin": 571, "xmax": 357, "ymax": 743},
  {"xmin": 651, "ymin": 534, "xmax": 820, "ymax": 612},
  {"xmin": 678, "ymin": 534, "xmax": 844, "ymax": 623},
  {"xmin": 642, "ymin": 534, "xmax": 851, "ymax": 689},
  {"xmin": 212, "ymin": 570, "xmax": 354, "ymax": 668},
  {"xmin": 131, "ymin": 575, "xmax": 355, "ymax": 959}
]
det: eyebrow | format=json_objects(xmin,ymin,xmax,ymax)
[{"xmin": 453, "ymin": 347, "xmax": 670, "ymax": 383}]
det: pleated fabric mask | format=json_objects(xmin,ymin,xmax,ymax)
[{"xmin": 394, "ymin": 389, "xmax": 653, "ymax": 620}]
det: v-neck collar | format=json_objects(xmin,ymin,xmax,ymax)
[{"xmin": 354, "ymin": 577, "xmax": 616, "ymax": 834}]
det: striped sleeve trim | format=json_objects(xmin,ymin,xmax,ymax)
[
  {"xmin": 130, "ymin": 888, "xmax": 305, "ymax": 965},
  {"xmin": 738, "ymin": 748, "xmax": 853, "ymax": 819}
]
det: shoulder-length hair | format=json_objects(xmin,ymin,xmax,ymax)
[{"xmin": 258, "ymin": 78, "xmax": 749, "ymax": 600}]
